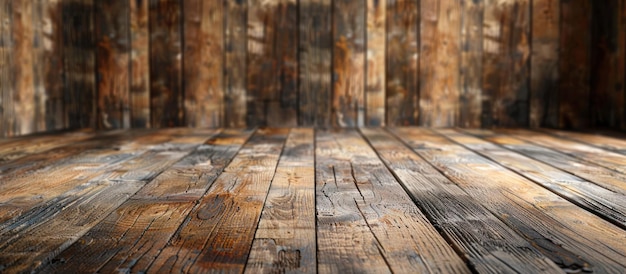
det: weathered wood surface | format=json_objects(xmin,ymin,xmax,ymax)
[
  {"xmin": 224, "ymin": 0, "xmax": 247, "ymax": 128},
  {"xmin": 316, "ymin": 129, "xmax": 469, "ymax": 273},
  {"xmin": 0, "ymin": 129, "xmax": 94, "ymax": 165},
  {"xmin": 542, "ymin": 128, "xmax": 626, "ymax": 154},
  {"xmin": 366, "ymin": 0, "xmax": 385, "ymax": 126},
  {"xmin": 12, "ymin": 0, "xmax": 35, "ymax": 135},
  {"xmin": 0, "ymin": 0, "xmax": 12, "ymax": 137},
  {"xmin": 459, "ymin": 0, "xmax": 483, "ymax": 128},
  {"xmin": 129, "ymin": 0, "xmax": 150, "ymax": 128}
]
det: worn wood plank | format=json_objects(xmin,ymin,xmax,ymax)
[
  {"xmin": 11, "ymin": 0, "xmax": 35, "ymax": 136},
  {"xmin": 149, "ymin": 0, "xmax": 183, "ymax": 128},
  {"xmin": 298, "ymin": 0, "xmax": 332, "ymax": 127},
  {"xmin": 332, "ymin": 0, "xmax": 366, "ymax": 127},
  {"xmin": 224, "ymin": 0, "xmax": 247, "ymax": 128},
  {"xmin": 362, "ymin": 128, "xmax": 566, "ymax": 273},
  {"xmin": 391, "ymin": 127, "xmax": 626, "ymax": 273},
  {"xmin": 147, "ymin": 128, "xmax": 288, "ymax": 273},
  {"xmin": 41, "ymin": 129, "xmax": 252, "ymax": 273},
  {"xmin": 183, "ymin": 0, "xmax": 223, "ymax": 128},
  {"xmin": 129, "ymin": 0, "xmax": 150, "ymax": 128},
  {"xmin": 541, "ymin": 128, "xmax": 626, "ymax": 154},
  {"xmin": 316, "ymin": 129, "xmax": 470, "ymax": 273},
  {"xmin": 0, "ymin": 0, "xmax": 11, "ymax": 137},
  {"xmin": 459, "ymin": 0, "xmax": 483, "ymax": 128},
  {"xmin": 439, "ymin": 128, "xmax": 626, "ymax": 229},
  {"xmin": 365, "ymin": 0, "xmax": 385, "ymax": 126},
  {"xmin": 385, "ymin": 0, "xmax": 419, "ymax": 126},
  {"xmin": 529, "ymin": 0, "xmax": 559, "ymax": 128},
  {"xmin": 419, "ymin": 0, "xmax": 461, "ymax": 127},
  {"xmin": 0, "ymin": 130, "xmax": 94, "ymax": 165}
]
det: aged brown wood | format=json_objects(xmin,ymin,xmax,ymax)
[
  {"xmin": 12, "ymin": 0, "xmax": 35, "ymax": 136},
  {"xmin": 542, "ymin": 128, "xmax": 626, "ymax": 154},
  {"xmin": 149, "ymin": 0, "xmax": 183, "ymax": 128},
  {"xmin": 130, "ymin": 0, "xmax": 150, "ymax": 128},
  {"xmin": 391, "ymin": 127, "xmax": 626, "ymax": 273},
  {"xmin": 299, "ymin": 0, "xmax": 332, "ymax": 127},
  {"xmin": 224, "ymin": 0, "xmax": 247, "ymax": 128},
  {"xmin": 0, "ymin": 0, "xmax": 13, "ymax": 136},
  {"xmin": 366, "ymin": 0, "xmax": 385, "ymax": 126},
  {"xmin": 332, "ymin": 0, "xmax": 366, "ymax": 127},
  {"xmin": 419, "ymin": 0, "xmax": 461, "ymax": 127},
  {"xmin": 0, "ymin": 129, "xmax": 94, "ymax": 165},
  {"xmin": 385, "ymin": 0, "xmax": 419, "ymax": 126},
  {"xmin": 316, "ymin": 129, "xmax": 470, "ymax": 273},
  {"xmin": 529, "ymin": 0, "xmax": 559, "ymax": 128},
  {"xmin": 183, "ymin": 0, "xmax": 223, "ymax": 128},
  {"xmin": 459, "ymin": 0, "xmax": 483, "ymax": 128},
  {"xmin": 362, "ymin": 128, "xmax": 566, "ymax": 273}
]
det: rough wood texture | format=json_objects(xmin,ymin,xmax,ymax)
[
  {"xmin": 224, "ymin": 0, "xmax": 247, "ymax": 128},
  {"xmin": 183, "ymin": 0, "xmax": 223, "ymax": 128},
  {"xmin": 365, "ymin": 0, "xmax": 385, "ymax": 126},
  {"xmin": 12, "ymin": 0, "xmax": 35, "ymax": 135},
  {"xmin": 459, "ymin": 0, "xmax": 483, "ymax": 128},
  {"xmin": 385, "ymin": 0, "xmax": 419, "ymax": 126},
  {"xmin": 130, "ymin": 0, "xmax": 150, "ymax": 128},
  {"xmin": 0, "ymin": 0, "xmax": 14, "ymax": 137},
  {"xmin": 332, "ymin": 0, "xmax": 366, "ymax": 127}
]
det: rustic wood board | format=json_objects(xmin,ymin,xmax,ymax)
[
  {"xmin": 541, "ymin": 128, "xmax": 626, "ymax": 154},
  {"xmin": 391, "ymin": 127, "xmax": 626, "ymax": 273},
  {"xmin": 362, "ymin": 128, "xmax": 565, "ymax": 273},
  {"xmin": 149, "ymin": 0, "xmax": 183, "ymax": 128},
  {"xmin": 0, "ymin": 0, "xmax": 11, "ymax": 137},
  {"xmin": 459, "ymin": 0, "xmax": 483, "ymax": 128},
  {"xmin": 0, "ymin": 130, "xmax": 95, "ymax": 165},
  {"xmin": 224, "ymin": 0, "xmax": 247, "ymax": 128},
  {"xmin": 11, "ymin": 0, "xmax": 35, "ymax": 135},
  {"xmin": 332, "ymin": 0, "xmax": 366, "ymax": 127},
  {"xmin": 366, "ymin": 0, "xmax": 385, "ymax": 126},
  {"xmin": 147, "ymin": 128, "xmax": 288, "ymax": 272},
  {"xmin": 385, "ymin": 0, "xmax": 419, "ymax": 126},
  {"xmin": 130, "ymin": 0, "xmax": 150, "ymax": 128},
  {"xmin": 298, "ymin": 0, "xmax": 332, "ymax": 127},
  {"xmin": 183, "ymin": 0, "xmax": 223, "ymax": 128},
  {"xmin": 316, "ymin": 129, "xmax": 469, "ymax": 273},
  {"xmin": 419, "ymin": 0, "xmax": 461, "ymax": 127}
]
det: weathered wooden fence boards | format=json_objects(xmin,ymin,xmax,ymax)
[{"xmin": 1, "ymin": 0, "xmax": 626, "ymax": 137}]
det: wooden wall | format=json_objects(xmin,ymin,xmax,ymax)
[{"xmin": 0, "ymin": 0, "xmax": 625, "ymax": 137}]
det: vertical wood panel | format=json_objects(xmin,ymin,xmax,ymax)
[
  {"xmin": 0, "ymin": 0, "xmax": 13, "ymax": 136},
  {"xmin": 95, "ymin": 0, "xmax": 130, "ymax": 129},
  {"xmin": 149, "ymin": 0, "xmax": 183, "ymax": 128},
  {"xmin": 130, "ymin": 0, "xmax": 150, "ymax": 128},
  {"xmin": 183, "ymin": 0, "xmax": 223, "ymax": 128},
  {"xmin": 419, "ymin": 0, "xmax": 461, "ymax": 127},
  {"xmin": 12, "ymin": 0, "xmax": 35, "ymax": 135},
  {"xmin": 459, "ymin": 0, "xmax": 483, "ymax": 127},
  {"xmin": 366, "ymin": 0, "xmax": 385, "ymax": 126},
  {"xmin": 333, "ymin": 0, "xmax": 366, "ymax": 127},
  {"xmin": 299, "ymin": 0, "xmax": 332, "ymax": 127},
  {"xmin": 385, "ymin": 0, "xmax": 419, "ymax": 126},
  {"xmin": 621, "ymin": 0, "xmax": 626, "ymax": 130},
  {"xmin": 224, "ymin": 0, "xmax": 247, "ymax": 127},
  {"xmin": 530, "ymin": 0, "xmax": 559, "ymax": 128},
  {"xmin": 559, "ymin": 0, "xmax": 591, "ymax": 129}
]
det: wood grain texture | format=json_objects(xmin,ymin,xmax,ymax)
[
  {"xmin": 385, "ymin": 0, "xmax": 419, "ymax": 126},
  {"xmin": 316, "ymin": 129, "xmax": 470, "ymax": 273},
  {"xmin": 332, "ymin": 0, "xmax": 366, "ymax": 127},
  {"xmin": 542, "ymin": 128, "xmax": 626, "ymax": 154},
  {"xmin": 365, "ymin": 0, "xmax": 385, "ymax": 126},
  {"xmin": 149, "ymin": 0, "xmax": 183, "ymax": 128},
  {"xmin": 529, "ymin": 0, "xmax": 559, "ymax": 128},
  {"xmin": 11, "ymin": 0, "xmax": 35, "ymax": 136},
  {"xmin": 459, "ymin": 0, "xmax": 483, "ymax": 128},
  {"xmin": 183, "ymin": 0, "xmax": 223, "ymax": 128},
  {"xmin": 0, "ymin": 130, "xmax": 94, "ymax": 166},
  {"xmin": 224, "ymin": 0, "xmax": 247, "ymax": 128},
  {"xmin": 482, "ymin": 0, "xmax": 530, "ymax": 127},
  {"xmin": 0, "ymin": 0, "xmax": 13, "ymax": 137},
  {"xmin": 130, "ymin": 0, "xmax": 150, "ymax": 128},
  {"xmin": 419, "ymin": 0, "xmax": 461, "ymax": 127},
  {"xmin": 299, "ymin": 0, "xmax": 332, "ymax": 127}
]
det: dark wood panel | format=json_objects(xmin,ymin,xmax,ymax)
[
  {"xmin": 224, "ymin": 0, "xmax": 247, "ymax": 127},
  {"xmin": 366, "ymin": 0, "xmax": 385, "ymax": 126},
  {"xmin": 0, "ymin": 0, "xmax": 13, "ymax": 136},
  {"xmin": 130, "ymin": 0, "xmax": 150, "ymax": 128},
  {"xmin": 12, "ymin": 0, "xmax": 35, "ymax": 135},
  {"xmin": 459, "ymin": 0, "xmax": 483, "ymax": 128}
]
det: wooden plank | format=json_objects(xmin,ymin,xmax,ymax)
[
  {"xmin": 183, "ymin": 0, "xmax": 223, "ymax": 128},
  {"xmin": 391, "ymin": 127, "xmax": 626, "ymax": 273},
  {"xmin": 481, "ymin": 0, "xmax": 531, "ymax": 127},
  {"xmin": 0, "ymin": 130, "xmax": 95, "ymax": 165},
  {"xmin": 0, "ymin": 0, "xmax": 13, "ymax": 137},
  {"xmin": 332, "ymin": 0, "xmax": 366, "ymax": 127},
  {"xmin": 224, "ymin": 0, "xmax": 247, "ymax": 127},
  {"xmin": 149, "ymin": 0, "xmax": 183, "ymax": 128},
  {"xmin": 529, "ymin": 0, "xmax": 559, "ymax": 128},
  {"xmin": 385, "ymin": 0, "xmax": 419, "ymax": 126},
  {"xmin": 362, "ymin": 128, "xmax": 566, "ymax": 273},
  {"xmin": 439, "ymin": 128, "xmax": 626, "ymax": 229},
  {"xmin": 315, "ymin": 129, "xmax": 469, "ymax": 273},
  {"xmin": 298, "ymin": 0, "xmax": 332, "ymax": 127},
  {"xmin": 365, "ymin": 0, "xmax": 385, "ymax": 126},
  {"xmin": 542, "ymin": 128, "xmax": 626, "ymax": 154},
  {"xmin": 459, "ymin": 0, "xmax": 483, "ymax": 128},
  {"xmin": 95, "ymin": 0, "xmax": 130, "ymax": 129},
  {"xmin": 40, "ymin": 129, "xmax": 252, "ymax": 273},
  {"xmin": 11, "ymin": 0, "xmax": 35, "ymax": 136},
  {"xmin": 147, "ymin": 128, "xmax": 288, "ymax": 273},
  {"xmin": 130, "ymin": 0, "xmax": 150, "ymax": 128},
  {"xmin": 245, "ymin": 128, "xmax": 316, "ymax": 273},
  {"xmin": 559, "ymin": 0, "xmax": 591, "ymax": 129},
  {"xmin": 419, "ymin": 0, "xmax": 461, "ymax": 127}
]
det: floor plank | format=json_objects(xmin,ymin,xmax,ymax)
[
  {"xmin": 0, "ymin": 130, "xmax": 96, "ymax": 164},
  {"xmin": 540, "ymin": 128, "xmax": 626, "ymax": 155}
]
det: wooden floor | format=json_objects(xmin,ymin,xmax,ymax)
[{"xmin": 0, "ymin": 128, "xmax": 625, "ymax": 273}]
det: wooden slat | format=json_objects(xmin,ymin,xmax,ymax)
[
  {"xmin": 419, "ymin": 0, "xmax": 461, "ymax": 127},
  {"xmin": 365, "ymin": 0, "xmax": 385, "ymax": 126},
  {"xmin": 385, "ymin": 0, "xmax": 419, "ymax": 126},
  {"xmin": 0, "ymin": 0, "xmax": 14, "ymax": 137},
  {"xmin": 149, "ymin": 0, "xmax": 183, "ymax": 128},
  {"xmin": 541, "ymin": 128, "xmax": 626, "ymax": 154},
  {"xmin": 459, "ymin": 0, "xmax": 483, "ymax": 128},
  {"xmin": 40, "ymin": 129, "xmax": 252, "ymax": 273},
  {"xmin": 147, "ymin": 128, "xmax": 288, "ymax": 272},
  {"xmin": 183, "ymin": 0, "xmax": 223, "ymax": 128},
  {"xmin": 529, "ymin": 0, "xmax": 559, "ymax": 128},
  {"xmin": 316, "ymin": 129, "xmax": 469, "ymax": 273},
  {"xmin": 0, "ymin": 130, "xmax": 95, "ymax": 165},
  {"xmin": 439, "ymin": 128, "xmax": 626, "ymax": 229},
  {"xmin": 298, "ymin": 0, "xmax": 332, "ymax": 127},
  {"xmin": 224, "ymin": 0, "xmax": 247, "ymax": 128},
  {"xmin": 391, "ymin": 127, "xmax": 626, "ymax": 273},
  {"xmin": 332, "ymin": 0, "xmax": 366, "ymax": 127},
  {"xmin": 245, "ymin": 128, "xmax": 316, "ymax": 273},
  {"xmin": 362, "ymin": 128, "xmax": 565, "ymax": 273},
  {"xmin": 129, "ymin": 0, "xmax": 150, "ymax": 128},
  {"xmin": 11, "ymin": 0, "xmax": 35, "ymax": 136}
]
